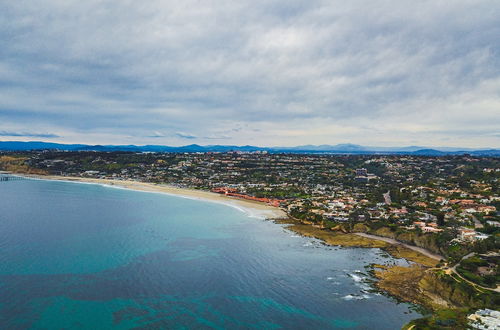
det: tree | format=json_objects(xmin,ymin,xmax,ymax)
[{"xmin": 437, "ymin": 212, "xmax": 446, "ymax": 227}]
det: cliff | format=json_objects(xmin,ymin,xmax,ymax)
[
  {"xmin": 364, "ymin": 226, "xmax": 469, "ymax": 260},
  {"xmin": 419, "ymin": 271, "xmax": 499, "ymax": 310},
  {"xmin": 375, "ymin": 266, "xmax": 499, "ymax": 317}
]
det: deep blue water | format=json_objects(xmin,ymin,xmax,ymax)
[{"xmin": 0, "ymin": 179, "xmax": 422, "ymax": 329}]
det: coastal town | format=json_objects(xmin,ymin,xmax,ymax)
[
  {"xmin": 0, "ymin": 150, "xmax": 499, "ymax": 328},
  {"xmin": 2, "ymin": 151, "xmax": 499, "ymax": 249}
]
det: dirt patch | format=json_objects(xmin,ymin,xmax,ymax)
[
  {"xmin": 385, "ymin": 245, "xmax": 439, "ymax": 267},
  {"xmin": 374, "ymin": 264, "xmax": 450, "ymax": 310}
]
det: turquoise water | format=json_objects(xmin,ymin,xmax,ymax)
[{"xmin": 0, "ymin": 179, "xmax": 422, "ymax": 329}]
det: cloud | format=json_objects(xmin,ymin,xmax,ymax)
[
  {"xmin": 146, "ymin": 131, "xmax": 168, "ymax": 138},
  {"xmin": 175, "ymin": 132, "xmax": 198, "ymax": 139},
  {"xmin": 0, "ymin": 131, "xmax": 60, "ymax": 138},
  {"xmin": 203, "ymin": 134, "xmax": 231, "ymax": 140},
  {"xmin": 0, "ymin": 1, "xmax": 499, "ymax": 147}
]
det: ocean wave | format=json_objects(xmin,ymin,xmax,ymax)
[
  {"xmin": 348, "ymin": 272, "xmax": 373, "ymax": 293},
  {"xmin": 342, "ymin": 294, "xmax": 371, "ymax": 300},
  {"xmin": 349, "ymin": 273, "xmax": 364, "ymax": 282}
]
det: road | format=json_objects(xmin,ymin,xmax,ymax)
[
  {"xmin": 448, "ymin": 252, "xmax": 500, "ymax": 293},
  {"xmin": 357, "ymin": 232, "xmax": 500, "ymax": 293},
  {"xmin": 357, "ymin": 233, "xmax": 500, "ymax": 293},
  {"xmin": 353, "ymin": 232, "xmax": 444, "ymax": 260},
  {"xmin": 472, "ymin": 215, "xmax": 484, "ymax": 229}
]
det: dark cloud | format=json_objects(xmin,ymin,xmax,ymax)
[{"xmin": 0, "ymin": 1, "xmax": 499, "ymax": 147}]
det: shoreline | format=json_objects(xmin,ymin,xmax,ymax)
[
  {"xmin": 8, "ymin": 172, "xmax": 443, "ymax": 264},
  {"xmin": 7, "ymin": 172, "xmax": 442, "ymax": 263},
  {"xmin": 275, "ymin": 218, "xmax": 440, "ymax": 267},
  {"xmin": 3, "ymin": 167, "xmax": 494, "ymax": 329},
  {"xmin": 7, "ymin": 172, "xmax": 477, "ymax": 325},
  {"xmin": 17, "ymin": 174, "xmax": 287, "ymax": 220}
]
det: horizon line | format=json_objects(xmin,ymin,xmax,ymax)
[{"xmin": 0, "ymin": 140, "xmax": 498, "ymax": 151}]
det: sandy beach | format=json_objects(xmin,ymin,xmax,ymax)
[
  {"xmin": 22, "ymin": 174, "xmax": 287, "ymax": 220},
  {"xmin": 3, "ymin": 172, "xmax": 443, "ymax": 265}
]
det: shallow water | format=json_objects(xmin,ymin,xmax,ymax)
[{"xmin": 0, "ymin": 179, "xmax": 421, "ymax": 329}]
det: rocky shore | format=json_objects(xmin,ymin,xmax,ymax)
[{"xmin": 276, "ymin": 218, "xmax": 499, "ymax": 329}]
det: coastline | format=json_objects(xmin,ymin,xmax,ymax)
[
  {"xmin": 8, "ymin": 172, "xmax": 493, "ymax": 327},
  {"xmin": 0, "ymin": 173, "xmax": 432, "ymax": 330},
  {"xmin": 8, "ymin": 172, "xmax": 442, "ymax": 265},
  {"xmin": 8, "ymin": 172, "xmax": 441, "ymax": 264},
  {"xmin": 20, "ymin": 174, "xmax": 287, "ymax": 220},
  {"xmin": 12, "ymin": 173, "xmax": 443, "ymax": 267},
  {"xmin": 275, "ymin": 218, "xmax": 440, "ymax": 267}
]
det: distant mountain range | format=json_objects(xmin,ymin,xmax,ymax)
[{"xmin": 0, "ymin": 141, "xmax": 498, "ymax": 156}]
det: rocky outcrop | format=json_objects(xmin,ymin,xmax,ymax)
[{"xmin": 375, "ymin": 266, "xmax": 500, "ymax": 312}]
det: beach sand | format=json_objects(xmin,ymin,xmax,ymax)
[{"xmin": 28, "ymin": 175, "xmax": 288, "ymax": 220}]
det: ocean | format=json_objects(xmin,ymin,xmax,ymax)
[{"xmin": 0, "ymin": 178, "xmax": 422, "ymax": 329}]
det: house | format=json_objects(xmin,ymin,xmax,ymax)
[
  {"xmin": 477, "ymin": 206, "xmax": 496, "ymax": 214},
  {"xmin": 477, "ymin": 265, "xmax": 496, "ymax": 276},
  {"xmin": 459, "ymin": 228, "xmax": 477, "ymax": 241},
  {"xmin": 422, "ymin": 226, "xmax": 443, "ymax": 233}
]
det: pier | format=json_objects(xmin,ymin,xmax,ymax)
[{"xmin": 0, "ymin": 174, "xmax": 34, "ymax": 182}]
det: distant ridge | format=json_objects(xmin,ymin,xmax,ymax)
[{"xmin": 0, "ymin": 141, "xmax": 498, "ymax": 156}]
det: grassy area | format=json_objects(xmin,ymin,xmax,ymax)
[
  {"xmin": 456, "ymin": 267, "xmax": 497, "ymax": 288},
  {"xmin": 403, "ymin": 308, "xmax": 470, "ymax": 330},
  {"xmin": 374, "ymin": 265, "xmax": 434, "ymax": 307},
  {"xmin": 278, "ymin": 219, "xmax": 389, "ymax": 248},
  {"xmin": 0, "ymin": 156, "xmax": 47, "ymax": 174},
  {"xmin": 0, "ymin": 155, "xmax": 26, "ymax": 162},
  {"xmin": 384, "ymin": 245, "xmax": 438, "ymax": 268},
  {"xmin": 456, "ymin": 255, "xmax": 499, "ymax": 288}
]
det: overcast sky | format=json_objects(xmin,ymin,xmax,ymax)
[{"xmin": 1, "ymin": 1, "xmax": 499, "ymax": 147}]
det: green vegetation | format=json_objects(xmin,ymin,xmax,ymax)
[
  {"xmin": 403, "ymin": 309, "xmax": 470, "ymax": 330},
  {"xmin": 456, "ymin": 255, "xmax": 499, "ymax": 288}
]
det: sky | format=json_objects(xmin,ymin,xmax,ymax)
[{"xmin": 1, "ymin": 0, "xmax": 499, "ymax": 148}]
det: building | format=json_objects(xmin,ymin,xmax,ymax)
[
  {"xmin": 459, "ymin": 228, "xmax": 477, "ymax": 241},
  {"xmin": 356, "ymin": 168, "xmax": 368, "ymax": 176},
  {"xmin": 422, "ymin": 226, "xmax": 443, "ymax": 233}
]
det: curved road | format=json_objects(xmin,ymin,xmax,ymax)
[
  {"xmin": 449, "ymin": 253, "xmax": 500, "ymax": 293},
  {"xmin": 355, "ymin": 233, "xmax": 500, "ymax": 293},
  {"xmin": 354, "ymin": 232, "xmax": 444, "ymax": 260}
]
